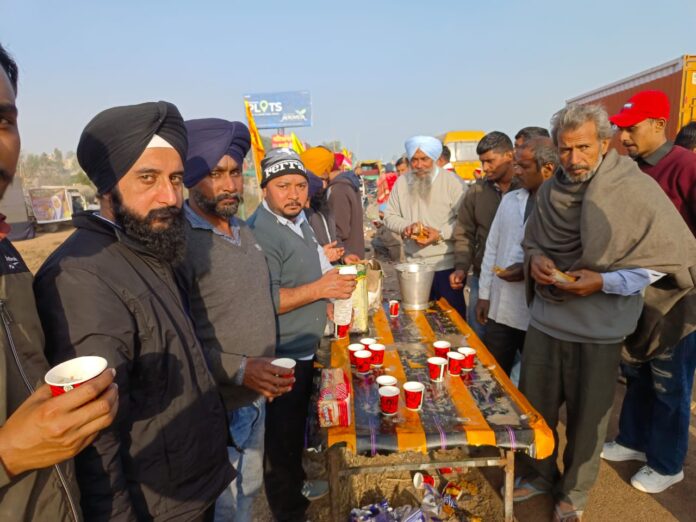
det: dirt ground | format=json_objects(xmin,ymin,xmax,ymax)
[{"xmin": 15, "ymin": 229, "xmax": 696, "ymax": 521}]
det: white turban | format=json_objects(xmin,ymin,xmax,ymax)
[{"xmin": 405, "ymin": 136, "xmax": 442, "ymax": 161}]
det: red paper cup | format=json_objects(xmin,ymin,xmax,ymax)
[
  {"xmin": 389, "ymin": 300, "xmax": 400, "ymax": 317},
  {"xmin": 354, "ymin": 350, "xmax": 372, "ymax": 374},
  {"xmin": 413, "ymin": 472, "xmax": 435, "ymax": 489},
  {"xmin": 403, "ymin": 381, "xmax": 425, "ymax": 411},
  {"xmin": 335, "ymin": 323, "xmax": 350, "ymax": 339},
  {"xmin": 433, "ymin": 340, "xmax": 451, "ymax": 358},
  {"xmin": 360, "ymin": 337, "xmax": 377, "ymax": 349},
  {"xmin": 376, "ymin": 375, "xmax": 397, "ymax": 387},
  {"xmin": 348, "ymin": 343, "xmax": 363, "ymax": 367},
  {"xmin": 457, "ymin": 347, "xmax": 477, "ymax": 371},
  {"xmin": 271, "ymin": 358, "xmax": 296, "ymax": 372},
  {"xmin": 368, "ymin": 343, "xmax": 385, "ymax": 367},
  {"xmin": 427, "ymin": 356, "xmax": 447, "ymax": 382},
  {"xmin": 379, "ymin": 385, "xmax": 399, "ymax": 415},
  {"xmin": 45, "ymin": 356, "xmax": 108, "ymax": 396},
  {"xmin": 447, "ymin": 351, "xmax": 465, "ymax": 375}
]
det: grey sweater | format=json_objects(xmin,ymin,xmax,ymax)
[
  {"xmin": 248, "ymin": 204, "xmax": 326, "ymax": 358},
  {"xmin": 384, "ymin": 168, "xmax": 467, "ymax": 271},
  {"xmin": 176, "ymin": 214, "xmax": 277, "ymax": 411}
]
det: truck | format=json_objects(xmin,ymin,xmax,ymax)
[
  {"xmin": 438, "ymin": 130, "xmax": 486, "ymax": 183},
  {"xmin": 567, "ymin": 55, "xmax": 696, "ymax": 147}
]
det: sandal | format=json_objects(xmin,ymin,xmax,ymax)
[
  {"xmin": 500, "ymin": 477, "xmax": 549, "ymax": 503},
  {"xmin": 552, "ymin": 502, "xmax": 584, "ymax": 521}
]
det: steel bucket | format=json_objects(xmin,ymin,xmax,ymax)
[{"xmin": 394, "ymin": 263, "xmax": 435, "ymax": 310}]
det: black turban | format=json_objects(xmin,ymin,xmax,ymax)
[
  {"xmin": 77, "ymin": 101, "xmax": 188, "ymax": 194},
  {"xmin": 183, "ymin": 119, "xmax": 251, "ymax": 188}
]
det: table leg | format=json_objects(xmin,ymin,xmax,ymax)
[
  {"xmin": 504, "ymin": 449, "xmax": 515, "ymax": 522},
  {"xmin": 328, "ymin": 447, "xmax": 342, "ymax": 520}
]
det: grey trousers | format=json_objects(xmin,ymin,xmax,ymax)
[{"xmin": 518, "ymin": 325, "xmax": 622, "ymax": 509}]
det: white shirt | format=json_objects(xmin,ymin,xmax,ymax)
[{"xmin": 478, "ymin": 189, "xmax": 530, "ymax": 331}]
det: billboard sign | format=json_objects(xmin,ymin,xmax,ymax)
[{"xmin": 244, "ymin": 90, "xmax": 312, "ymax": 129}]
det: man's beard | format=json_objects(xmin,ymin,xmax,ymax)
[
  {"xmin": 111, "ymin": 189, "xmax": 185, "ymax": 264},
  {"xmin": 408, "ymin": 169, "xmax": 433, "ymax": 202},
  {"xmin": 561, "ymin": 155, "xmax": 603, "ymax": 184},
  {"xmin": 191, "ymin": 190, "xmax": 243, "ymax": 219}
]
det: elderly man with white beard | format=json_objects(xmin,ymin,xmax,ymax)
[{"xmin": 383, "ymin": 136, "xmax": 467, "ymax": 316}]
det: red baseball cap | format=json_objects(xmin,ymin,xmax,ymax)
[{"xmin": 609, "ymin": 90, "xmax": 670, "ymax": 127}]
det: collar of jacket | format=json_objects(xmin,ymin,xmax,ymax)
[{"xmin": 72, "ymin": 211, "xmax": 165, "ymax": 260}]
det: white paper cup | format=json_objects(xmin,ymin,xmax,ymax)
[
  {"xmin": 427, "ymin": 356, "xmax": 447, "ymax": 382},
  {"xmin": 378, "ymin": 385, "xmax": 400, "ymax": 415},
  {"xmin": 271, "ymin": 358, "xmax": 296, "ymax": 371},
  {"xmin": 403, "ymin": 381, "xmax": 425, "ymax": 411},
  {"xmin": 45, "ymin": 356, "xmax": 108, "ymax": 396},
  {"xmin": 354, "ymin": 350, "xmax": 373, "ymax": 374},
  {"xmin": 376, "ymin": 375, "xmax": 398, "ymax": 387}
]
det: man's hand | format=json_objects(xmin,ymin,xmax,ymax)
[
  {"xmin": 342, "ymin": 254, "xmax": 362, "ymax": 265},
  {"xmin": 414, "ymin": 226, "xmax": 440, "ymax": 247},
  {"xmin": 314, "ymin": 269, "xmax": 357, "ymax": 300},
  {"xmin": 402, "ymin": 223, "xmax": 419, "ymax": 239},
  {"xmin": 0, "ymin": 369, "xmax": 118, "ymax": 478},
  {"xmin": 449, "ymin": 269, "xmax": 466, "ymax": 290},
  {"xmin": 530, "ymin": 255, "xmax": 557, "ymax": 285},
  {"xmin": 475, "ymin": 299, "xmax": 490, "ymax": 325},
  {"xmin": 554, "ymin": 269, "xmax": 604, "ymax": 296},
  {"xmin": 242, "ymin": 357, "xmax": 295, "ymax": 400},
  {"xmin": 322, "ymin": 241, "xmax": 345, "ymax": 263},
  {"xmin": 497, "ymin": 263, "xmax": 525, "ymax": 282},
  {"xmin": 326, "ymin": 302, "xmax": 334, "ymax": 322}
]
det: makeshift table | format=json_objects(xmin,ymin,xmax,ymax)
[{"xmin": 309, "ymin": 298, "xmax": 554, "ymax": 521}]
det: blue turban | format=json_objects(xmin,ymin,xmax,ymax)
[
  {"xmin": 184, "ymin": 118, "xmax": 251, "ymax": 188},
  {"xmin": 307, "ymin": 171, "xmax": 325, "ymax": 199},
  {"xmin": 404, "ymin": 136, "xmax": 442, "ymax": 161}
]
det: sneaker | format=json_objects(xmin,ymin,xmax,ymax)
[
  {"xmin": 631, "ymin": 465, "xmax": 684, "ymax": 493},
  {"xmin": 600, "ymin": 441, "xmax": 647, "ymax": 462},
  {"xmin": 301, "ymin": 480, "xmax": 329, "ymax": 501}
]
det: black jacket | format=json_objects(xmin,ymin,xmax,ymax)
[
  {"xmin": 34, "ymin": 213, "xmax": 234, "ymax": 521},
  {"xmin": 0, "ymin": 238, "xmax": 82, "ymax": 521},
  {"xmin": 327, "ymin": 171, "xmax": 366, "ymax": 258}
]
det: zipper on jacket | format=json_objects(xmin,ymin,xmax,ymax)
[{"xmin": 0, "ymin": 299, "xmax": 80, "ymax": 522}]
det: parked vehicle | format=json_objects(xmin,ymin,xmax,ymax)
[{"xmin": 568, "ymin": 54, "xmax": 696, "ymax": 149}]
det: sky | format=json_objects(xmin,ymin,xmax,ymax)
[{"xmin": 2, "ymin": 0, "xmax": 695, "ymax": 161}]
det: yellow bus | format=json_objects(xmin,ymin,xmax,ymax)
[{"xmin": 439, "ymin": 130, "xmax": 485, "ymax": 182}]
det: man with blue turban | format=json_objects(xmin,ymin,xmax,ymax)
[
  {"xmin": 383, "ymin": 135, "xmax": 468, "ymax": 317},
  {"xmin": 174, "ymin": 118, "xmax": 292, "ymax": 521}
]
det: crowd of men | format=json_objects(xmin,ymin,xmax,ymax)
[{"xmin": 0, "ymin": 40, "xmax": 695, "ymax": 522}]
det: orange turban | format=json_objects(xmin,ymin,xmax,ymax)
[{"xmin": 300, "ymin": 146, "xmax": 335, "ymax": 177}]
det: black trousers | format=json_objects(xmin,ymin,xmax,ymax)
[
  {"xmin": 518, "ymin": 326, "xmax": 622, "ymax": 509},
  {"xmin": 263, "ymin": 358, "xmax": 315, "ymax": 522},
  {"xmin": 483, "ymin": 319, "xmax": 526, "ymax": 376}
]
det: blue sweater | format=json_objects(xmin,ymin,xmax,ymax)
[{"xmin": 247, "ymin": 204, "xmax": 326, "ymax": 358}]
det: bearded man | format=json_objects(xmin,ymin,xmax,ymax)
[
  {"xmin": 383, "ymin": 136, "xmax": 467, "ymax": 316},
  {"xmin": 175, "ymin": 118, "xmax": 293, "ymax": 522},
  {"xmin": 33, "ymin": 102, "xmax": 234, "ymax": 521},
  {"xmin": 513, "ymin": 104, "xmax": 695, "ymax": 521}
]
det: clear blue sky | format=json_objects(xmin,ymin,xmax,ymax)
[{"xmin": 2, "ymin": 0, "xmax": 695, "ymax": 161}]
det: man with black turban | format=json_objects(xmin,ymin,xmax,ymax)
[
  {"xmin": 33, "ymin": 102, "xmax": 234, "ymax": 521},
  {"xmin": 175, "ymin": 118, "xmax": 292, "ymax": 522}
]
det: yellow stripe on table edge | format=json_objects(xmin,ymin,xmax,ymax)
[
  {"xmin": 411, "ymin": 305, "xmax": 497, "ymax": 447},
  {"xmin": 437, "ymin": 298, "xmax": 555, "ymax": 459},
  {"xmin": 327, "ymin": 336, "xmax": 358, "ymax": 452},
  {"xmin": 374, "ymin": 306, "xmax": 428, "ymax": 453}
]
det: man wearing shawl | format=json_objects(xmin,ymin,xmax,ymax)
[
  {"xmin": 34, "ymin": 102, "xmax": 234, "ymax": 521},
  {"xmin": 174, "ymin": 119, "xmax": 292, "ymax": 521},
  {"xmin": 514, "ymin": 104, "xmax": 696, "ymax": 521},
  {"xmin": 383, "ymin": 136, "xmax": 467, "ymax": 316}
]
